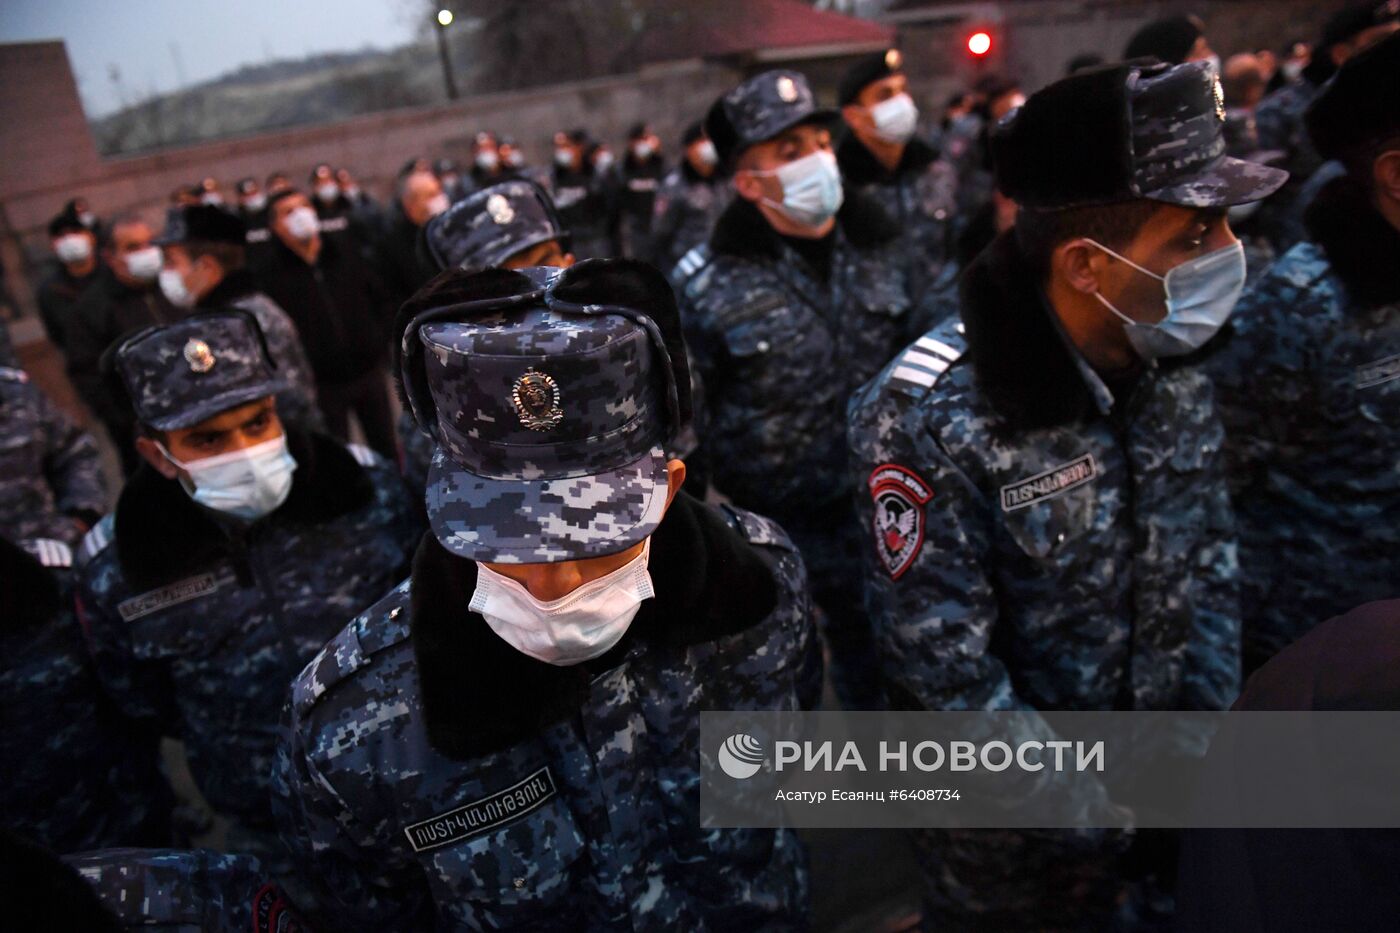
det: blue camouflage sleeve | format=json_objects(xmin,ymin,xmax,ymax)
[
  {"xmin": 1181, "ymin": 392, "xmax": 1242, "ymax": 712},
  {"xmin": 37, "ymin": 386, "xmax": 106, "ymax": 523},
  {"xmin": 75, "ymin": 560, "xmax": 178, "ymax": 731},
  {"xmin": 272, "ymin": 702, "xmax": 433, "ymax": 932},
  {"xmin": 850, "ymin": 393, "xmax": 1122, "ymax": 825}
]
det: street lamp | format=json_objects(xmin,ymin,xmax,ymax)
[{"xmin": 435, "ymin": 8, "xmax": 459, "ymax": 101}]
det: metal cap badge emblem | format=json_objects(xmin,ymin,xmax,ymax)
[
  {"xmin": 183, "ymin": 338, "xmax": 216, "ymax": 373},
  {"xmin": 776, "ymin": 75, "xmax": 798, "ymax": 102},
  {"xmin": 511, "ymin": 368, "xmax": 563, "ymax": 431},
  {"xmin": 486, "ymin": 193, "xmax": 515, "ymax": 225},
  {"xmin": 885, "ymin": 49, "xmax": 902, "ymax": 70},
  {"xmin": 1212, "ymin": 76, "xmax": 1226, "ymax": 122}
]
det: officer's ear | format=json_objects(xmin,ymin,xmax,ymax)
[
  {"xmin": 1055, "ymin": 239, "xmax": 1105, "ymax": 295},
  {"xmin": 841, "ymin": 103, "xmax": 872, "ymax": 134},
  {"xmin": 134, "ymin": 431, "xmax": 180, "ymax": 480},
  {"xmin": 662, "ymin": 459, "xmax": 687, "ymax": 513},
  {"xmin": 1374, "ymin": 149, "xmax": 1400, "ymax": 207}
]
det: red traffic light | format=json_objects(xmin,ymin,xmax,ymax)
[{"xmin": 967, "ymin": 31, "xmax": 992, "ymax": 57}]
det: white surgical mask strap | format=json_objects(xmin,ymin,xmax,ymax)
[{"xmin": 1081, "ymin": 238, "xmax": 1164, "ymax": 283}]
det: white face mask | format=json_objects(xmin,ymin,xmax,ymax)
[
  {"xmin": 78, "ymin": 210, "xmax": 97, "ymax": 228},
  {"xmin": 504, "ymin": 150, "xmax": 525, "ymax": 168},
  {"xmin": 471, "ymin": 540, "xmax": 654, "ymax": 666},
  {"xmin": 696, "ymin": 139, "xmax": 718, "ymax": 168},
  {"xmin": 1087, "ymin": 238, "xmax": 1247, "ymax": 360},
  {"xmin": 425, "ymin": 193, "xmax": 451, "ymax": 218},
  {"xmin": 54, "ymin": 234, "xmax": 92, "ymax": 264},
  {"xmin": 200, "ymin": 192, "xmax": 224, "ymax": 206},
  {"xmin": 476, "ymin": 150, "xmax": 500, "ymax": 171},
  {"xmin": 158, "ymin": 434, "xmax": 297, "ymax": 521},
  {"xmin": 344, "ymin": 185, "xmax": 361, "ymax": 199},
  {"xmin": 124, "ymin": 246, "xmax": 162, "ymax": 282},
  {"xmin": 751, "ymin": 149, "xmax": 845, "ymax": 229},
  {"xmin": 555, "ymin": 148, "xmax": 575, "ymax": 167},
  {"xmin": 242, "ymin": 193, "xmax": 267, "ymax": 212},
  {"xmin": 632, "ymin": 140, "xmax": 655, "ymax": 160},
  {"xmin": 315, "ymin": 183, "xmax": 340, "ymax": 203},
  {"xmin": 158, "ymin": 268, "xmax": 196, "ymax": 309},
  {"xmin": 283, "ymin": 206, "xmax": 320, "ymax": 242},
  {"xmin": 867, "ymin": 93, "xmax": 919, "ymax": 143},
  {"xmin": 593, "ymin": 151, "xmax": 615, "ymax": 172}
]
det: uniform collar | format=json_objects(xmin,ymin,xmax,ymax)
[
  {"xmin": 707, "ymin": 188, "xmax": 900, "ymax": 263},
  {"xmin": 111, "ymin": 430, "xmax": 374, "ymax": 592},
  {"xmin": 409, "ymin": 491, "xmax": 778, "ymax": 760},
  {"xmin": 836, "ymin": 132, "xmax": 939, "ymax": 187}
]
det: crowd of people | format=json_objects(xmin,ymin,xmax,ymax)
[{"xmin": 2, "ymin": 3, "xmax": 1399, "ymax": 930}]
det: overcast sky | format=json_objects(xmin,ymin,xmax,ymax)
[{"xmin": 0, "ymin": 0, "xmax": 425, "ymax": 117}]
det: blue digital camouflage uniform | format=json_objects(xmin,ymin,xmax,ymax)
[
  {"xmin": 0, "ymin": 366, "xmax": 107, "ymax": 546},
  {"xmin": 847, "ymin": 58, "xmax": 1272, "ymax": 927},
  {"xmin": 274, "ymin": 497, "xmax": 813, "ymax": 932},
  {"xmin": 1208, "ymin": 198, "xmax": 1400, "ymax": 666},
  {"xmin": 650, "ymin": 163, "xmax": 730, "ymax": 281},
  {"xmin": 837, "ymin": 133, "xmax": 957, "ymax": 302},
  {"xmin": 848, "ymin": 244, "xmax": 1241, "ymax": 928},
  {"xmin": 1, "ymin": 535, "xmax": 168, "ymax": 853},
  {"xmin": 280, "ymin": 261, "xmax": 814, "ymax": 929},
  {"xmin": 684, "ymin": 70, "xmax": 917, "ymax": 708},
  {"xmin": 75, "ymin": 435, "xmax": 420, "ymax": 844},
  {"xmin": 74, "ymin": 311, "xmax": 422, "ymax": 855},
  {"xmin": 67, "ymin": 847, "xmax": 308, "ymax": 932}
]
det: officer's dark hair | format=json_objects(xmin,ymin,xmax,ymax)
[
  {"xmin": 0, "ymin": 830, "xmax": 123, "ymax": 933},
  {"xmin": 1014, "ymin": 200, "xmax": 1162, "ymax": 279},
  {"xmin": 182, "ymin": 238, "xmax": 246, "ymax": 273},
  {"xmin": 99, "ymin": 211, "xmax": 150, "ymax": 252}
]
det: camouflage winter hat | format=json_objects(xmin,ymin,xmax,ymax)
[
  {"xmin": 423, "ymin": 179, "xmax": 570, "ymax": 273},
  {"xmin": 705, "ymin": 69, "xmax": 841, "ymax": 171},
  {"xmin": 398, "ymin": 261, "xmax": 688, "ymax": 564},
  {"xmin": 992, "ymin": 59, "xmax": 1288, "ymax": 210},
  {"xmin": 108, "ymin": 309, "xmax": 285, "ymax": 431}
]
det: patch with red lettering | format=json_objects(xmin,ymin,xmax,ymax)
[{"xmin": 868, "ymin": 464, "xmax": 933, "ymax": 580}]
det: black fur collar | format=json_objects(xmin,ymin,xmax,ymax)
[
  {"xmin": 196, "ymin": 269, "xmax": 258, "ymax": 308},
  {"xmin": 836, "ymin": 133, "xmax": 940, "ymax": 187},
  {"xmin": 1304, "ymin": 175, "xmax": 1400, "ymax": 309},
  {"xmin": 410, "ymin": 491, "xmax": 779, "ymax": 760},
  {"xmin": 959, "ymin": 231, "xmax": 1096, "ymax": 430},
  {"xmin": 112, "ymin": 430, "xmax": 374, "ymax": 592},
  {"xmin": 0, "ymin": 538, "xmax": 62, "ymax": 632},
  {"xmin": 708, "ymin": 187, "xmax": 900, "ymax": 262}
]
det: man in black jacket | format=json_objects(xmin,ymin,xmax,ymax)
[
  {"xmin": 66, "ymin": 213, "xmax": 178, "ymax": 476},
  {"xmin": 255, "ymin": 189, "xmax": 397, "ymax": 459},
  {"xmin": 35, "ymin": 205, "xmax": 100, "ymax": 352}
]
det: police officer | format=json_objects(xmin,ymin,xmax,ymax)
[
  {"xmin": 76, "ymin": 310, "xmax": 421, "ymax": 870},
  {"xmin": 0, "ymin": 365, "xmax": 106, "ymax": 547},
  {"xmin": 848, "ymin": 59, "xmax": 1284, "ymax": 927},
  {"xmin": 67, "ymin": 847, "xmax": 309, "ymax": 932},
  {"xmin": 551, "ymin": 129, "xmax": 616, "ymax": 259},
  {"xmin": 156, "ymin": 204, "xmax": 322, "ymax": 433},
  {"xmin": 1253, "ymin": 1, "xmax": 1399, "ymax": 248},
  {"xmin": 399, "ymin": 179, "xmax": 576, "ymax": 492},
  {"xmin": 2, "ymin": 535, "xmax": 168, "ymax": 852},
  {"xmin": 275, "ymin": 260, "xmax": 815, "ymax": 931},
  {"xmin": 651, "ymin": 121, "xmax": 727, "ymax": 283},
  {"xmin": 837, "ymin": 48, "xmax": 957, "ymax": 299},
  {"xmin": 682, "ymin": 68, "xmax": 913, "ymax": 709},
  {"xmin": 1208, "ymin": 31, "xmax": 1400, "ymax": 673},
  {"xmin": 37, "ymin": 204, "xmax": 100, "ymax": 352}
]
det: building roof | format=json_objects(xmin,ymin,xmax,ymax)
[{"xmin": 639, "ymin": 0, "xmax": 896, "ymax": 65}]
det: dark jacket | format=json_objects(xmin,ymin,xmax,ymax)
[
  {"xmin": 376, "ymin": 209, "xmax": 437, "ymax": 314},
  {"xmin": 76, "ymin": 431, "xmax": 421, "ymax": 828},
  {"xmin": 1176, "ymin": 599, "xmax": 1400, "ymax": 933},
  {"xmin": 36, "ymin": 263, "xmax": 98, "ymax": 350},
  {"xmin": 256, "ymin": 232, "xmax": 391, "ymax": 386},
  {"xmin": 66, "ymin": 267, "xmax": 180, "ymax": 429},
  {"xmin": 275, "ymin": 492, "xmax": 816, "ymax": 931}
]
